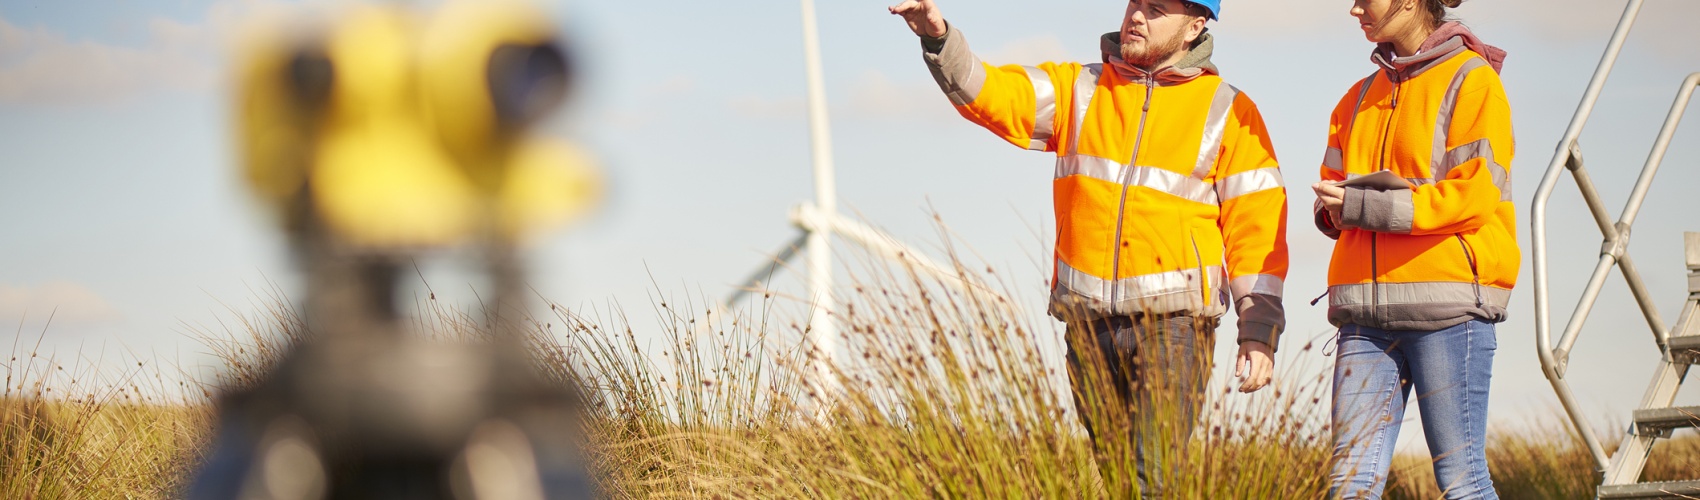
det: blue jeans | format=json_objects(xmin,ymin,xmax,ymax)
[
  {"xmin": 1065, "ymin": 315, "xmax": 1215, "ymax": 499},
  {"xmin": 1328, "ymin": 319, "xmax": 1498, "ymax": 499}
]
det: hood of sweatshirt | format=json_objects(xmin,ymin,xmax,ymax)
[
  {"xmin": 1371, "ymin": 21, "xmax": 1505, "ymax": 79},
  {"xmin": 1099, "ymin": 29, "xmax": 1218, "ymax": 85}
]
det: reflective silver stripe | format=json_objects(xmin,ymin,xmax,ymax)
[
  {"xmin": 1067, "ymin": 64, "xmax": 1103, "ymax": 155},
  {"xmin": 1230, "ymin": 274, "xmax": 1284, "ymax": 300},
  {"xmin": 1191, "ymin": 82, "xmax": 1240, "ymax": 179},
  {"xmin": 1055, "ymin": 154, "xmax": 1123, "ymax": 183},
  {"xmin": 1328, "ymin": 74, "xmax": 1376, "ymax": 176},
  {"xmin": 1386, "ymin": 190, "xmax": 1415, "ymax": 234},
  {"xmin": 1055, "ymin": 156, "xmax": 1218, "ymax": 204},
  {"xmin": 1324, "ymin": 147, "xmax": 1343, "ymax": 172},
  {"xmin": 1435, "ymin": 138, "xmax": 1512, "ymax": 201},
  {"xmin": 1328, "ymin": 281, "xmax": 1512, "ymax": 309},
  {"xmin": 1126, "ymin": 166, "xmax": 1218, "ymax": 204},
  {"xmin": 1054, "ymin": 259, "xmax": 1229, "ymax": 316},
  {"xmin": 1024, "ymin": 66, "xmax": 1057, "ymax": 151},
  {"xmin": 1217, "ymin": 167, "xmax": 1284, "ymax": 202},
  {"xmin": 1342, "ymin": 73, "xmax": 1377, "ymax": 140},
  {"xmin": 1431, "ymin": 57, "xmax": 1489, "ymax": 176}
]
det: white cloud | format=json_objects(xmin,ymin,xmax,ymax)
[
  {"xmin": 0, "ymin": 0, "xmax": 359, "ymax": 106},
  {"xmin": 0, "ymin": 282, "xmax": 123, "ymax": 328},
  {"xmin": 0, "ymin": 15, "xmax": 217, "ymax": 104}
]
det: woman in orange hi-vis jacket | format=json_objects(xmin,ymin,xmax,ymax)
[{"xmin": 1311, "ymin": 0, "xmax": 1514, "ymax": 498}]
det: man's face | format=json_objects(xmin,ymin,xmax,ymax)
[{"xmin": 1120, "ymin": 0, "xmax": 1202, "ymax": 70}]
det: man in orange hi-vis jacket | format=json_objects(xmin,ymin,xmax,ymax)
[{"xmin": 891, "ymin": 0, "xmax": 1287, "ymax": 495}]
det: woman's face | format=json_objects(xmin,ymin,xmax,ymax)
[{"xmin": 1351, "ymin": 0, "xmax": 1420, "ymax": 45}]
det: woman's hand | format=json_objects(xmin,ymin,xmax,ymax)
[
  {"xmin": 889, "ymin": 0, "xmax": 947, "ymax": 38},
  {"xmin": 1312, "ymin": 181, "xmax": 1345, "ymax": 227},
  {"xmin": 1236, "ymin": 341, "xmax": 1274, "ymax": 393}
]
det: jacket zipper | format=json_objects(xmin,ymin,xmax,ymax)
[
  {"xmin": 1106, "ymin": 72, "xmax": 1158, "ymax": 309},
  {"xmin": 1369, "ymin": 72, "xmax": 1402, "ymax": 323}
]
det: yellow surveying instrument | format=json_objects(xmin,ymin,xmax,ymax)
[{"xmin": 189, "ymin": 1, "xmax": 601, "ymax": 498}]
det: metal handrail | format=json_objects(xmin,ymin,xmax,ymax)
[
  {"xmin": 1531, "ymin": 0, "xmax": 1643, "ymax": 471},
  {"xmin": 1531, "ymin": 0, "xmax": 1700, "ymax": 473}
]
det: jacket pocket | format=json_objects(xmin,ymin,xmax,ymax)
[{"xmin": 1455, "ymin": 234, "xmax": 1484, "ymax": 307}]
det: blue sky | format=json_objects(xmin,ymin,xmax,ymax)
[{"xmin": 4, "ymin": 0, "xmax": 1700, "ymax": 451}]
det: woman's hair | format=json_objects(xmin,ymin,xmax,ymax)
[{"xmin": 1423, "ymin": 0, "xmax": 1464, "ymax": 28}]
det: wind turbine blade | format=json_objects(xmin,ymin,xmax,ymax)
[{"xmin": 724, "ymin": 229, "xmax": 812, "ymax": 309}]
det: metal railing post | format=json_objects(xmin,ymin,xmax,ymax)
[
  {"xmin": 1531, "ymin": 0, "xmax": 1644, "ymax": 472},
  {"xmin": 1604, "ymin": 73, "xmax": 1700, "ymax": 349}
]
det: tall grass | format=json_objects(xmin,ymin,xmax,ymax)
[
  {"xmin": 3, "ymin": 245, "xmax": 1699, "ymax": 498},
  {"xmin": 1384, "ymin": 420, "xmax": 1700, "ymax": 499},
  {"xmin": 504, "ymin": 238, "xmax": 1354, "ymax": 498},
  {"xmin": 3, "ymin": 325, "xmax": 207, "ymax": 498}
]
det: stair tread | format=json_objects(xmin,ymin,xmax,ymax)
[
  {"xmin": 1667, "ymin": 335, "xmax": 1700, "ymax": 364},
  {"xmin": 1600, "ymin": 480, "xmax": 1700, "ymax": 498},
  {"xmin": 1670, "ymin": 335, "xmax": 1700, "ymax": 350},
  {"xmin": 1634, "ymin": 406, "xmax": 1700, "ymax": 429}
]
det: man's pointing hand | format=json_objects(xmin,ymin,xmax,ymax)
[{"xmin": 889, "ymin": 0, "xmax": 947, "ymax": 38}]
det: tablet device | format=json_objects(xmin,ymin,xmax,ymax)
[{"xmin": 1334, "ymin": 170, "xmax": 1411, "ymax": 191}]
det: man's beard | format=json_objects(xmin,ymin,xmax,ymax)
[{"xmin": 1120, "ymin": 26, "xmax": 1188, "ymax": 70}]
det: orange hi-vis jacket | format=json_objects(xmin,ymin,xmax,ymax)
[
  {"xmin": 922, "ymin": 26, "xmax": 1289, "ymax": 347},
  {"xmin": 1314, "ymin": 32, "xmax": 1517, "ymax": 331}
]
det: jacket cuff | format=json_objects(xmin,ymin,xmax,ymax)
[
  {"xmin": 1235, "ymin": 293, "xmax": 1284, "ymax": 352},
  {"xmin": 920, "ymin": 22, "xmax": 949, "ymax": 52},
  {"xmin": 1313, "ymin": 198, "xmax": 1342, "ymax": 240},
  {"xmin": 1341, "ymin": 186, "xmax": 1414, "ymax": 234},
  {"xmin": 1237, "ymin": 321, "xmax": 1281, "ymax": 352},
  {"xmin": 919, "ymin": 22, "xmax": 984, "ymax": 106}
]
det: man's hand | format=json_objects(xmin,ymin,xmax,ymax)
[
  {"xmin": 890, "ymin": 0, "xmax": 947, "ymax": 38},
  {"xmin": 1312, "ymin": 182, "xmax": 1345, "ymax": 227},
  {"xmin": 1235, "ymin": 341, "xmax": 1274, "ymax": 393}
]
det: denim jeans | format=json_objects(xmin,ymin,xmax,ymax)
[
  {"xmin": 1328, "ymin": 319, "xmax": 1498, "ymax": 499},
  {"xmin": 1065, "ymin": 315, "xmax": 1215, "ymax": 499}
]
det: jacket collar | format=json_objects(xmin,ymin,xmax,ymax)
[
  {"xmin": 1370, "ymin": 22, "xmax": 1505, "ymax": 81},
  {"xmin": 1098, "ymin": 30, "xmax": 1218, "ymax": 85}
]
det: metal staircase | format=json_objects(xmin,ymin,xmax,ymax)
[
  {"xmin": 1531, "ymin": 1, "xmax": 1700, "ymax": 498},
  {"xmin": 1592, "ymin": 237, "xmax": 1700, "ymax": 498},
  {"xmin": 1593, "ymin": 238, "xmax": 1700, "ymax": 498}
]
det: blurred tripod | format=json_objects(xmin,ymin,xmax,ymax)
[{"xmin": 189, "ymin": 2, "xmax": 601, "ymax": 498}]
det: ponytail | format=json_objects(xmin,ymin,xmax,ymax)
[{"xmin": 1424, "ymin": 0, "xmax": 1463, "ymax": 28}]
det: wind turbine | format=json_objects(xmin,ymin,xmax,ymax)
[{"xmin": 717, "ymin": 0, "xmax": 1011, "ymax": 411}]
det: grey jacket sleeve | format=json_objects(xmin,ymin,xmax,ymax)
[
  {"xmin": 1236, "ymin": 294, "xmax": 1284, "ymax": 351},
  {"xmin": 919, "ymin": 23, "xmax": 987, "ymax": 106},
  {"xmin": 1340, "ymin": 186, "xmax": 1415, "ymax": 234}
]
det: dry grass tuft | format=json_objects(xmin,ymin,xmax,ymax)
[
  {"xmin": 3, "ymin": 246, "xmax": 1699, "ymax": 498},
  {"xmin": 2, "ymin": 341, "xmax": 208, "ymax": 498}
]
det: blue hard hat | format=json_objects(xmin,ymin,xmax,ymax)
[{"xmin": 1185, "ymin": 0, "xmax": 1220, "ymax": 20}]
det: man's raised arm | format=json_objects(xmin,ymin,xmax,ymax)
[{"xmin": 890, "ymin": 0, "xmax": 1080, "ymax": 152}]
